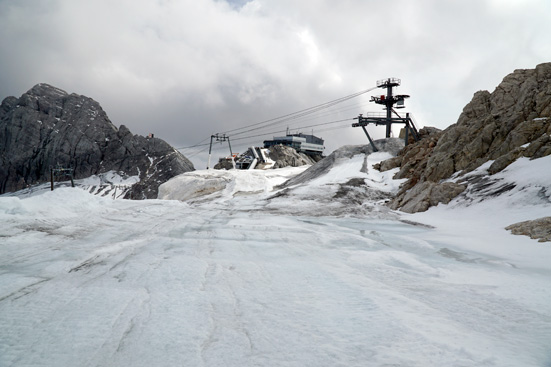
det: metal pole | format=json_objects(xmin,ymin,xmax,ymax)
[
  {"xmin": 226, "ymin": 135, "xmax": 237, "ymax": 169},
  {"xmin": 406, "ymin": 113, "xmax": 419, "ymax": 141},
  {"xmin": 360, "ymin": 125, "xmax": 378, "ymax": 152},
  {"xmin": 386, "ymin": 79, "xmax": 393, "ymax": 138},
  {"xmin": 226, "ymin": 135, "xmax": 233, "ymax": 156},
  {"xmin": 207, "ymin": 135, "xmax": 214, "ymax": 169}
]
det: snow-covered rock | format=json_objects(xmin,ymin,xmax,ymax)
[
  {"xmin": 264, "ymin": 139, "xmax": 406, "ymax": 217},
  {"xmin": 158, "ymin": 166, "xmax": 309, "ymax": 202}
]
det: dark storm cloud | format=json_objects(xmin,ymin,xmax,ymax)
[{"xmin": 1, "ymin": 0, "xmax": 549, "ymax": 167}]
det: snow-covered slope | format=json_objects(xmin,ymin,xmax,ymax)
[
  {"xmin": 1, "ymin": 145, "xmax": 550, "ymax": 367},
  {"xmin": 158, "ymin": 141, "xmax": 406, "ymax": 217},
  {"xmin": 1, "ymin": 170, "xmax": 140, "ymax": 199},
  {"xmin": 264, "ymin": 150, "xmax": 406, "ymax": 217}
]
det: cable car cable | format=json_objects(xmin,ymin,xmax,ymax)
[{"xmin": 221, "ymin": 86, "xmax": 377, "ymax": 135}]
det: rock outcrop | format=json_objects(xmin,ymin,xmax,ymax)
[
  {"xmin": 214, "ymin": 144, "xmax": 321, "ymax": 170},
  {"xmin": 0, "ymin": 83, "xmax": 194, "ymax": 198},
  {"xmin": 265, "ymin": 138, "xmax": 406, "ymax": 218},
  {"xmin": 506, "ymin": 217, "xmax": 551, "ymax": 243},
  {"xmin": 380, "ymin": 63, "xmax": 551, "ymax": 213},
  {"xmin": 268, "ymin": 145, "xmax": 321, "ymax": 168}
]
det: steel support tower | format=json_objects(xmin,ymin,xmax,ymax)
[
  {"xmin": 207, "ymin": 133, "xmax": 233, "ymax": 169},
  {"xmin": 352, "ymin": 78, "xmax": 419, "ymax": 151}
]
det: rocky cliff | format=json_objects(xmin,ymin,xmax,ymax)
[
  {"xmin": 0, "ymin": 84, "xmax": 194, "ymax": 198},
  {"xmin": 378, "ymin": 63, "xmax": 551, "ymax": 213}
]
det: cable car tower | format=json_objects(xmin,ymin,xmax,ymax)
[
  {"xmin": 352, "ymin": 78, "xmax": 419, "ymax": 151},
  {"xmin": 207, "ymin": 133, "xmax": 234, "ymax": 169}
]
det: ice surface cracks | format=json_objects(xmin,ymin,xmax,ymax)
[
  {"xmin": 200, "ymin": 263, "xmax": 255, "ymax": 363},
  {"xmin": 0, "ymin": 278, "xmax": 51, "ymax": 302},
  {"xmin": 194, "ymin": 214, "xmax": 256, "ymax": 364}
]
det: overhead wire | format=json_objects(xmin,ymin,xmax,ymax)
[
  {"xmin": 175, "ymin": 108, "xmax": 366, "ymax": 152},
  {"xmin": 225, "ymin": 118, "xmax": 352, "ymax": 144},
  {"xmin": 174, "ymin": 136, "xmax": 212, "ymax": 150},
  {"xmin": 222, "ymin": 86, "xmax": 378, "ymax": 137},
  {"xmin": 174, "ymin": 100, "xmax": 369, "ymax": 151},
  {"xmin": 185, "ymin": 145, "xmax": 211, "ymax": 159},
  {"xmin": 229, "ymin": 102, "xmax": 365, "ymax": 137}
]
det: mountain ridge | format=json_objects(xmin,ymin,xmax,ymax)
[{"xmin": 0, "ymin": 83, "xmax": 194, "ymax": 198}]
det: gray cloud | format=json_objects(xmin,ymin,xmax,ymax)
[{"xmin": 1, "ymin": 0, "xmax": 549, "ymax": 168}]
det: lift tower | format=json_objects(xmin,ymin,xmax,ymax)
[
  {"xmin": 352, "ymin": 78, "xmax": 420, "ymax": 151},
  {"xmin": 372, "ymin": 78, "xmax": 408, "ymax": 137},
  {"xmin": 207, "ymin": 133, "xmax": 234, "ymax": 169}
]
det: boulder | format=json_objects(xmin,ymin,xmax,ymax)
[
  {"xmin": 506, "ymin": 217, "xmax": 551, "ymax": 242},
  {"xmin": 389, "ymin": 181, "xmax": 466, "ymax": 213}
]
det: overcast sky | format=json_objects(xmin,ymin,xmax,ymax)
[{"xmin": 1, "ymin": 0, "xmax": 550, "ymax": 168}]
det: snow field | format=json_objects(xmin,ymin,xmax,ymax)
[{"xmin": 1, "ymin": 151, "xmax": 551, "ymax": 366}]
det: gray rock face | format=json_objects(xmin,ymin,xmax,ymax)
[
  {"xmin": 381, "ymin": 63, "xmax": 551, "ymax": 213},
  {"xmin": 0, "ymin": 83, "xmax": 194, "ymax": 198},
  {"xmin": 389, "ymin": 181, "xmax": 466, "ymax": 213}
]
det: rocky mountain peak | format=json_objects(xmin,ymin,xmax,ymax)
[
  {"xmin": 0, "ymin": 84, "xmax": 194, "ymax": 198},
  {"xmin": 28, "ymin": 83, "xmax": 68, "ymax": 97}
]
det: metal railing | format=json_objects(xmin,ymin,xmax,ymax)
[
  {"xmin": 376, "ymin": 77, "xmax": 401, "ymax": 87},
  {"xmin": 364, "ymin": 112, "xmax": 387, "ymax": 118}
]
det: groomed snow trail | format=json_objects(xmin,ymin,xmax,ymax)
[{"xmin": 1, "ymin": 189, "xmax": 550, "ymax": 367}]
